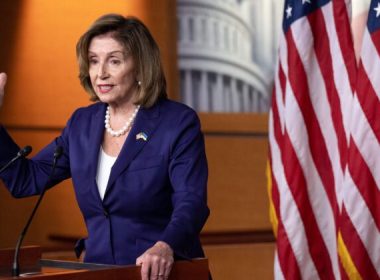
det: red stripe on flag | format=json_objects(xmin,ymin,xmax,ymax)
[
  {"xmin": 286, "ymin": 29, "xmax": 337, "ymax": 219},
  {"xmin": 279, "ymin": 62, "xmax": 287, "ymax": 105},
  {"xmin": 348, "ymin": 138, "xmax": 380, "ymax": 230},
  {"xmin": 277, "ymin": 221, "xmax": 302, "ymax": 280},
  {"xmin": 332, "ymin": 0, "xmax": 357, "ymax": 91},
  {"xmin": 370, "ymin": 29, "xmax": 380, "ymax": 57},
  {"xmin": 340, "ymin": 207, "xmax": 379, "ymax": 278},
  {"xmin": 308, "ymin": 8, "xmax": 348, "ymax": 177},
  {"xmin": 355, "ymin": 62, "xmax": 380, "ymax": 144}
]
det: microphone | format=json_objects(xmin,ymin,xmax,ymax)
[
  {"xmin": 0, "ymin": 146, "xmax": 32, "ymax": 174},
  {"xmin": 12, "ymin": 145, "xmax": 63, "ymax": 277}
]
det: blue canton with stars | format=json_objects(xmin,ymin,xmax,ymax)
[
  {"xmin": 282, "ymin": 0, "xmax": 331, "ymax": 33},
  {"xmin": 368, "ymin": 0, "xmax": 380, "ymax": 33}
]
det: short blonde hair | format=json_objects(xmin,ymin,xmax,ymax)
[{"xmin": 76, "ymin": 14, "xmax": 167, "ymax": 107}]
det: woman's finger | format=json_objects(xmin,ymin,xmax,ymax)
[
  {"xmin": 140, "ymin": 258, "xmax": 151, "ymax": 280},
  {"xmin": 162, "ymin": 260, "xmax": 173, "ymax": 279},
  {"xmin": 149, "ymin": 255, "xmax": 163, "ymax": 280}
]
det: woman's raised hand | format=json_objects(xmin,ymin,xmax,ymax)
[{"xmin": 0, "ymin": 73, "xmax": 7, "ymax": 108}]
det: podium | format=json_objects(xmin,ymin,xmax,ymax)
[{"xmin": 0, "ymin": 246, "xmax": 209, "ymax": 279}]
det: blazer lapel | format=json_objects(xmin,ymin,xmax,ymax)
[
  {"xmin": 105, "ymin": 102, "xmax": 161, "ymax": 196},
  {"xmin": 88, "ymin": 103, "xmax": 106, "ymax": 181}
]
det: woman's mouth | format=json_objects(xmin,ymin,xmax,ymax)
[{"xmin": 98, "ymin": 85, "xmax": 114, "ymax": 94}]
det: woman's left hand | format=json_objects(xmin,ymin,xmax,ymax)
[{"xmin": 136, "ymin": 241, "xmax": 174, "ymax": 280}]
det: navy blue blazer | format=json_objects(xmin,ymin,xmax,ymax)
[{"xmin": 0, "ymin": 98, "xmax": 209, "ymax": 265}]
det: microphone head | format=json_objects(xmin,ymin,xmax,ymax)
[
  {"xmin": 17, "ymin": 145, "xmax": 32, "ymax": 158},
  {"xmin": 54, "ymin": 146, "xmax": 63, "ymax": 159}
]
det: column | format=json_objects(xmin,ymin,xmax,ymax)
[
  {"xmin": 231, "ymin": 78, "xmax": 240, "ymax": 112},
  {"xmin": 189, "ymin": 17, "xmax": 195, "ymax": 42},
  {"xmin": 201, "ymin": 17, "xmax": 208, "ymax": 46},
  {"xmin": 232, "ymin": 27, "xmax": 237, "ymax": 53},
  {"xmin": 214, "ymin": 21, "xmax": 219, "ymax": 48},
  {"xmin": 184, "ymin": 70, "xmax": 193, "ymax": 108},
  {"xmin": 224, "ymin": 25, "xmax": 229, "ymax": 51},
  {"xmin": 207, "ymin": 18, "xmax": 214, "ymax": 48},
  {"xmin": 213, "ymin": 73, "xmax": 224, "ymax": 112},
  {"xmin": 252, "ymin": 88, "xmax": 259, "ymax": 112},
  {"xmin": 182, "ymin": 15, "xmax": 190, "ymax": 43},
  {"xmin": 224, "ymin": 77, "xmax": 231, "ymax": 112},
  {"xmin": 195, "ymin": 15, "xmax": 202, "ymax": 44},
  {"xmin": 259, "ymin": 93, "xmax": 268, "ymax": 113},
  {"xmin": 199, "ymin": 71, "xmax": 209, "ymax": 112},
  {"xmin": 242, "ymin": 83, "xmax": 250, "ymax": 112}
]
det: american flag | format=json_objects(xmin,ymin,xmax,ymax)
[
  {"xmin": 338, "ymin": 0, "xmax": 380, "ymax": 278},
  {"xmin": 268, "ymin": 0, "xmax": 356, "ymax": 278}
]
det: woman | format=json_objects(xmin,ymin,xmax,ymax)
[{"xmin": 0, "ymin": 14, "xmax": 209, "ymax": 280}]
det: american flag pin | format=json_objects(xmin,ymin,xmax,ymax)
[{"xmin": 136, "ymin": 132, "xmax": 148, "ymax": 141}]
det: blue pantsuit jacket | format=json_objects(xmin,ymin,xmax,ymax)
[{"xmin": 0, "ymin": 98, "xmax": 209, "ymax": 265}]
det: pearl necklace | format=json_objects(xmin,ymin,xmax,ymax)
[{"xmin": 105, "ymin": 105, "xmax": 140, "ymax": 137}]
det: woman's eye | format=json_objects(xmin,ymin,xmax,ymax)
[
  {"xmin": 110, "ymin": 59, "xmax": 121, "ymax": 65},
  {"xmin": 89, "ymin": 59, "xmax": 98, "ymax": 65}
]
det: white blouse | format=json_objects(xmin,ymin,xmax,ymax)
[{"xmin": 96, "ymin": 147, "xmax": 117, "ymax": 200}]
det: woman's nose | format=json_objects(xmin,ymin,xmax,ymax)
[{"xmin": 98, "ymin": 63, "xmax": 109, "ymax": 79}]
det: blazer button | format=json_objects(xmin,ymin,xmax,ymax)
[{"xmin": 103, "ymin": 208, "xmax": 109, "ymax": 218}]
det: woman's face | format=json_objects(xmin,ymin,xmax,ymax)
[{"xmin": 88, "ymin": 33, "xmax": 138, "ymax": 106}]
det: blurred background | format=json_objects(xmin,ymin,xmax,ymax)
[
  {"xmin": 0, "ymin": 0, "xmax": 284, "ymax": 279},
  {"xmin": 176, "ymin": 0, "xmax": 282, "ymax": 113}
]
